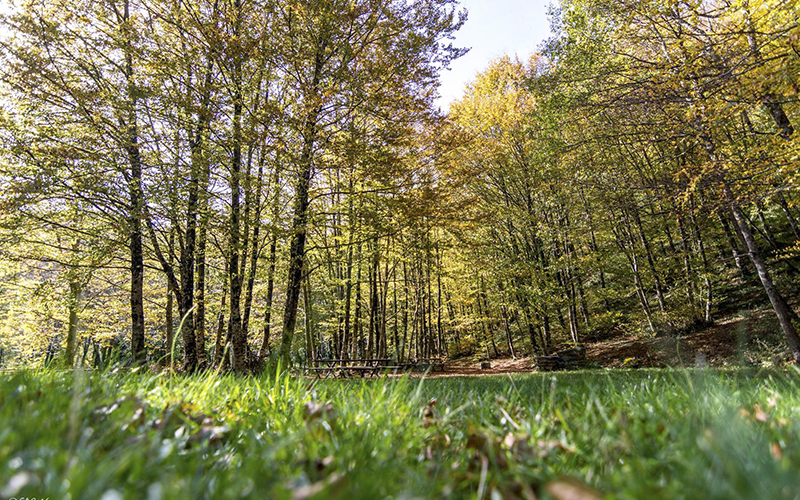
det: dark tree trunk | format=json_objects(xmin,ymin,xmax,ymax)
[
  {"xmin": 259, "ymin": 235, "xmax": 278, "ymax": 359},
  {"xmin": 776, "ymin": 192, "xmax": 800, "ymax": 240},
  {"xmin": 213, "ymin": 264, "xmax": 229, "ymax": 366},
  {"xmin": 228, "ymin": 0, "xmax": 246, "ymax": 372},
  {"xmin": 65, "ymin": 280, "xmax": 81, "ymax": 368},
  {"xmin": 278, "ymin": 41, "xmax": 325, "ymax": 368},
  {"xmin": 719, "ymin": 211, "xmax": 750, "ymax": 278}
]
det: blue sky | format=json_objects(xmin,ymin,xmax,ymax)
[{"xmin": 436, "ymin": 0, "xmax": 554, "ymax": 110}]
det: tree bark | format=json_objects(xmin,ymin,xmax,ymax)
[
  {"xmin": 228, "ymin": 0, "xmax": 246, "ymax": 372},
  {"xmin": 64, "ymin": 280, "xmax": 81, "ymax": 368},
  {"xmin": 726, "ymin": 184, "xmax": 800, "ymax": 364},
  {"xmin": 123, "ymin": 0, "xmax": 146, "ymax": 364},
  {"xmin": 277, "ymin": 40, "xmax": 325, "ymax": 368}
]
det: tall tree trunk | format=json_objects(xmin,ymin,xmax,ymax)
[
  {"xmin": 726, "ymin": 185, "xmax": 800, "ymax": 364},
  {"xmin": 380, "ymin": 258, "xmax": 389, "ymax": 358},
  {"xmin": 120, "ymin": 0, "xmax": 146, "ymax": 364},
  {"xmin": 401, "ymin": 261, "xmax": 409, "ymax": 362},
  {"xmin": 689, "ymin": 206, "xmax": 713, "ymax": 324},
  {"xmin": 241, "ymin": 153, "xmax": 266, "ymax": 338},
  {"xmin": 277, "ymin": 41, "xmax": 325, "ymax": 368},
  {"xmin": 303, "ymin": 277, "xmax": 315, "ymax": 366},
  {"xmin": 213, "ymin": 266, "xmax": 229, "ymax": 366},
  {"xmin": 190, "ymin": 50, "xmax": 215, "ymax": 367},
  {"xmin": 341, "ymin": 237, "xmax": 354, "ymax": 359},
  {"xmin": 776, "ymin": 192, "xmax": 800, "ymax": 240},
  {"xmin": 194, "ymin": 210, "xmax": 208, "ymax": 364},
  {"xmin": 436, "ymin": 252, "xmax": 444, "ymax": 358},
  {"xmin": 355, "ymin": 243, "xmax": 363, "ymax": 359},
  {"xmin": 719, "ymin": 211, "xmax": 749, "ymax": 278},
  {"xmin": 501, "ymin": 305, "xmax": 516, "ymax": 358},
  {"xmin": 677, "ymin": 216, "xmax": 699, "ymax": 322},
  {"xmin": 368, "ymin": 246, "xmax": 378, "ymax": 358},
  {"xmin": 64, "ymin": 280, "xmax": 81, "ymax": 368},
  {"xmin": 258, "ymin": 166, "xmax": 281, "ymax": 359},
  {"xmin": 228, "ymin": 0, "xmax": 246, "ymax": 372},
  {"xmin": 616, "ymin": 223, "xmax": 656, "ymax": 335},
  {"xmin": 633, "ymin": 207, "xmax": 666, "ymax": 312},
  {"xmin": 179, "ymin": 204, "xmax": 197, "ymax": 371},
  {"xmin": 393, "ymin": 273, "xmax": 399, "ymax": 360},
  {"xmin": 166, "ymin": 278, "xmax": 174, "ymax": 364}
]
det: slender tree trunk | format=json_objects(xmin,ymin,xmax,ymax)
[
  {"xmin": 540, "ymin": 313, "xmax": 551, "ymax": 355},
  {"xmin": 228, "ymin": 0, "xmax": 246, "ymax": 372},
  {"xmin": 213, "ymin": 265, "xmax": 229, "ymax": 366},
  {"xmin": 278, "ymin": 41, "xmax": 325, "ymax": 368},
  {"xmin": 380, "ymin": 258, "xmax": 389, "ymax": 358},
  {"xmin": 259, "ymin": 235, "xmax": 278, "ymax": 359},
  {"xmin": 401, "ymin": 261, "xmax": 409, "ymax": 362},
  {"xmin": 689, "ymin": 206, "xmax": 713, "ymax": 323},
  {"xmin": 64, "ymin": 280, "xmax": 81, "ymax": 368},
  {"xmin": 241, "ymin": 156, "xmax": 265, "ymax": 338},
  {"xmin": 190, "ymin": 52, "xmax": 215, "ymax": 367},
  {"xmin": 368, "ymin": 245, "xmax": 377, "ymax": 358},
  {"xmin": 341, "ymin": 239, "xmax": 354, "ymax": 359},
  {"xmin": 776, "ymin": 192, "xmax": 800, "ymax": 240},
  {"xmin": 677, "ymin": 216, "xmax": 699, "ymax": 321},
  {"xmin": 479, "ymin": 288, "xmax": 499, "ymax": 357},
  {"xmin": 355, "ymin": 243, "xmax": 363, "ymax": 359},
  {"xmin": 393, "ymin": 274, "xmax": 399, "ymax": 359},
  {"xmin": 756, "ymin": 201, "xmax": 779, "ymax": 249},
  {"xmin": 195, "ymin": 212, "xmax": 208, "ymax": 364},
  {"xmin": 501, "ymin": 305, "xmax": 516, "ymax": 358},
  {"xmin": 303, "ymin": 277, "xmax": 315, "ymax": 366},
  {"xmin": 122, "ymin": 0, "xmax": 146, "ymax": 364},
  {"xmin": 616, "ymin": 223, "xmax": 656, "ymax": 335},
  {"xmin": 166, "ymin": 278, "xmax": 174, "ymax": 363},
  {"xmin": 719, "ymin": 211, "xmax": 749, "ymax": 278},
  {"xmin": 633, "ymin": 207, "xmax": 666, "ymax": 312},
  {"xmin": 726, "ymin": 185, "xmax": 800, "ymax": 364},
  {"xmin": 436, "ymin": 253, "xmax": 444, "ymax": 358}
]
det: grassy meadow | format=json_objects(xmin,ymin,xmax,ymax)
[{"xmin": 1, "ymin": 368, "xmax": 799, "ymax": 499}]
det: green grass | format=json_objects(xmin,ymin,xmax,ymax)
[{"xmin": 1, "ymin": 367, "xmax": 799, "ymax": 499}]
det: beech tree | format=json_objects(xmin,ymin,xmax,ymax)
[
  {"xmin": 268, "ymin": 0, "xmax": 466, "ymax": 367},
  {"xmin": 2, "ymin": 0, "xmax": 798, "ymax": 369}
]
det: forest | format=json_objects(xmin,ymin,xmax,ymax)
[
  {"xmin": 0, "ymin": 0, "xmax": 799, "ymax": 497},
  {"xmin": 0, "ymin": 0, "xmax": 799, "ymax": 372}
]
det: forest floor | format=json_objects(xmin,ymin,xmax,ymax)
[{"xmin": 437, "ymin": 303, "xmax": 792, "ymax": 377}]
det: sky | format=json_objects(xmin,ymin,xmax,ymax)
[{"xmin": 435, "ymin": 0, "xmax": 554, "ymax": 110}]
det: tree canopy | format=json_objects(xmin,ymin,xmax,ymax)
[{"xmin": 1, "ymin": 0, "xmax": 799, "ymax": 370}]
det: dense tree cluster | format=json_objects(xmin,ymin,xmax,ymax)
[
  {"xmin": 0, "ymin": 0, "xmax": 798, "ymax": 370},
  {"xmin": 0, "ymin": 0, "xmax": 466, "ymax": 370},
  {"xmin": 444, "ymin": 0, "xmax": 800, "ymax": 363}
]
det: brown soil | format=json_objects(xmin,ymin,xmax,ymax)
[{"xmin": 419, "ymin": 308, "xmax": 789, "ymax": 377}]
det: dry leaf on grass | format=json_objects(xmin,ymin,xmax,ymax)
[
  {"xmin": 545, "ymin": 477, "xmax": 602, "ymax": 500},
  {"xmin": 292, "ymin": 473, "xmax": 345, "ymax": 500}
]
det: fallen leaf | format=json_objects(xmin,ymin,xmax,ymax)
[
  {"xmin": 771, "ymin": 442, "xmax": 783, "ymax": 460},
  {"xmin": 292, "ymin": 473, "xmax": 344, "ymax": 500},
  {"xmin": 314, "ymin": 455, "xmax": 334, "ymax": 472},
  {"xmin": 545, "ymin": 477, "xmax": 602, "ymax": 500},
  {"xmin": 304, "ymin": 401, "xmax": 336, "ymax": 423},
  {"xmin": 189, "ymin": 425, "xmax": 229, "ymax": 446}
]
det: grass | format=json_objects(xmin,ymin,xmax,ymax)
[{"xmin": 1, "ymin": 367, "xmax": 799, "ymax": 499}]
